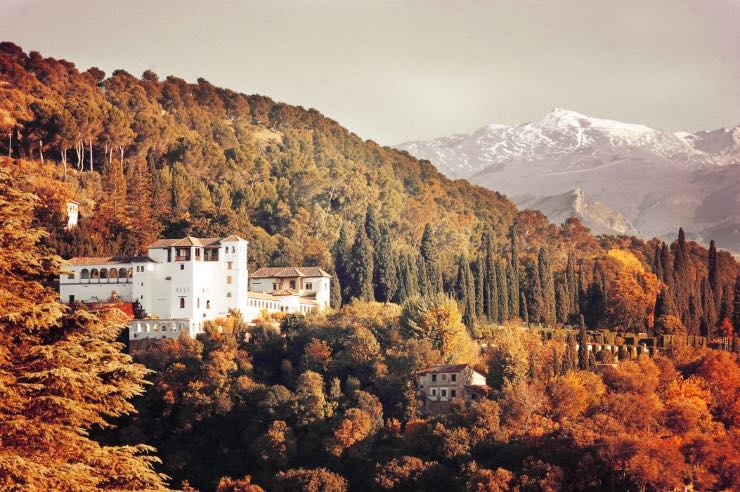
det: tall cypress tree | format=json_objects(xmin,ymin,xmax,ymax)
[
  {"xmin": 652, "ymin": 242, "xmax": 663, "ymax": 281},
  {"xmin": 556, "ymin": 281, "xmax": 570, "ymax": 324},
  {"xmin": 330, "ymin": 271, "xmax": 342, "ymax": 309},
  {"xmin": 732, "ymin": 274, "xmax": 740, "ymax": 332},
  {"xmin": 420, "ymin": 224, "xmax": 442, "ymax": 294},
  {"xmin": 566, "ymin": 253, "xmax": 578, "ymax": 316},
  {"xmin": 520, "ymin": 292, "xmax": 529, "ymax": 326},
  {"xmin": 577, "ymin": 315, "xmax": 589, "ymax": 370},
  {"xmin": 538, "ymin": 248, "xmax": 556, "ymax": 326},
  {"xmin": 672, "ymin": 228, "xmax": 691, "ymax": 324},
  {"xmin": 562, "ymin": 332, "xmax": 578, "ymax": 374},
  {"xmin": 350, "ymin": 227, "xmax": 374, "ymax": 301},
  {"xmin": 332, "ymin": 226, "xmax": 353, "ymax": 303},
  {"xmin": 507, "ymin": 263, "xmax": 519, "ymax": 320},
  {"xmin": 708, "ymin": 239, "xmax": 718, "ymax": 294},
  {"xmin": 529, "ymin": 260, "xmax": 544, "ymax": 325},
  {"xmin": 455, "ymin": 254, "xmax": 476, "ymax": 329},
  {"xmin": 496, "ymin": 260, "xmax": 509, "ymax": 323},
  {"xmin": 473, "ymin": 256, "xmax": 485, "ymax": 319},
  {"xmin": 659, "ymin": 242, "xmax": 671, "ymax": 284},
  {"xmin": 374, "ymin": 226, "xmax": 398, "ymax": 302},
  {"xmin": 509, "ymin": 224, "xmax": 520, "ymax": 316},
  {"xmin": 484, "ymin": 243, "xmax": 497, "ymax": 322}
]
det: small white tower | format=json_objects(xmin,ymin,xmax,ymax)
[{"xmin": 66, "ymin": 201, "xmax": 79, "ymax": 229}]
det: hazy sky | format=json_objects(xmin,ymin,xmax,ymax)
[{"xmin": 3, "ymin": 0, "xmax": 740, "ymax": 144}]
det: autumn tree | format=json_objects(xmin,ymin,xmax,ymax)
[{"xmin": 0, "ymin": 167, "xmax": 166, "ymax": 489}]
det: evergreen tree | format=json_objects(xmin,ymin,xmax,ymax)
[
  {"xmin": 562, "ymin": 332, "xmax": 578, "ymax": 374},
  {"xmin": 507, "ymin": 262, "xmax": 519, "ymax": 320},
  {"xmin": 417, "ymin": 254, "xmax": 432, "ymax": 297},
  {"xmin": 364, "ymin": 204, "xmax": 380, "ymax": 247},
  {"xmin": 374, "ymin": 226, "xmax": 398, "ymax": 302},
  {"xmin": 654, "ymin": 285, "xmax": 675, "ymax": 320},
  {"xmin": 652, "ymin": 242, "xmax": 663, "ymax": 281},
  {"xmin": 538, "ymin": 248, "xmax": 556, "ymax": 325},
  {"xmin": 472, "ymin": 255, "xmax": 485, "ymax": 319},
  {"xmin": 483, "ymin": 244, "xmax": 497, "ymax": 322},
  {"xmin": 330, "ymin": 271, "xmax": 342, "ymax": 309},
  {"xmin": 659, "ymin": 241, "xmax": 672, "ymax": 284},
  {"xmin": 566, "ymin": 253, "xmax": 578, "ymax": 315},
  {"xmin": 455, "ymin": 254, "xmax": 477, "ymax": 330},
  {"xmin": 0, "ymin": 169, "xmax": 165, "ymax": 489},
  {"xmin": 520, "ymin": 292, "xmax": 529, "ymax": 326},
  {"xmin": 708, "ymin": 239, "xmax": 719, "ymax": 295},
  {"xmin": 529, "ymin": 260, "xmax": 544, "ymax": 325},
  {"xmin": 509, "ymin": 224, "xmax": 520, "ymax": 316},
  {"xmin": 700, "ymin": 277, "xmax": 717, "ymax": 330},
  {"xmin": 732, "ymin": 274, "xmax": 740, "ymax": 331},
  {"xmin": 672, "ymin": 228, "xmax": 691, "ymax": 324},
  {"xmin": 556, "ymin": 281, "xmax": 570, "ymax": 324},
  {"xmin": 332, "ymin": 226, "xmax": 353, "ymax": 303},
  {"xmin": 577, "ymin": 315, "xmax": 589, "ymax": 370},
  {"xmin": 350, "ymin": 227, "xmax": 374, "ymax": 301},
  {"xmin": 420, "ymin": 224, "xmax": 442, "ymax": 293},
  {"xmin": 496, "ymin": 260, "xmax": 509, "ymax": 323}
]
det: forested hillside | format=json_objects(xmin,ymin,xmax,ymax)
[
  {"xmin": 1, "ymin": 42, "xmax": 737, "ymax": 338},
  {"xmin": 2, "ymin": 43, "xmax": 740, "ymax": 491}
]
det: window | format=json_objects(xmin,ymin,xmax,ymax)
[
  {"xmin": 306, "ymin": 282, "xmax": 313, "ymax": 290},
  {"xmin": 431, "ymin": 374, "xmax": 437, "ymax": 382},
  {"xmin": 127, "ymin": 268, "xmax": 133, "ymax": 278},
  {"xmin": 69, "ymin": 295, "xmax": 75, "ymax": 304},
  {"xmin": 90, "ymin": 268, "xmax": 99, "ymax": 279},
  {"xmin": 81, "ymin": 269, "xmax": 89, "ymax": 279},
  {"xmin": 227, "ymin": 261, "xmax": 233, "ymax": 270},
  {"xmin": 273, "ymin": 283, "xmax": 278, "ymax": 290},
  {"xmin": 197, "ymin": 298, "xmax": 200, "ymax": 308},
  {"xmin": 451, "ymin": 374, "xmax": 457, "ymax": 382},
  {"xmin": 68, "ymin": 272, "xmax": 75, "ymax": 279},
  {"xmin": 180, "ymin": 264, "xmax": 185, "ymax": 270},
  {"xmin": 109, "ymin": 268, "xmax": 118, "ymax": 279},
  {"xmin": 290, "ymin": 280, "xmax": 296, "ymax": 289},
  {"xmin": 119, "ymin": 267, "xmax": 128, "ymax": 278},
  {"xmin": 100, "ymin": 268, "xmax": 108, "ymax": 279},
  {"xmin": 431, "ymin": 388, "xmax": 437, "ymax": 396},
  {"xmin": 195, "ymin": 248, "xmax": 201, "ymax": 260},
  {"xmin": 179, "ymin": 298, "xmax": 185, "ymax": 308},
  {"xmin": 441, "ymin": 389, "xmax": 447, "ymax": 397},
  {"xmin": 206, "ymin": 300, "xmax": 211, "ymax": 309},
  {"xmin": 451, "ymin": 389, "xmax": 456, "ymax": 398},
  {"xmin": 226, "ymin": 292, "xmax": 232, "ymax": 298},
  {"xmin": 231, "ymin": 246, "xmax": 235, "ymax": 253},
  {"xmin": 227, "ymin": 275, "xmax": 233, "ymax": 284},
  {"xmin": 442, "ymin": 374, "xmax": 447, "ymax": 381}
]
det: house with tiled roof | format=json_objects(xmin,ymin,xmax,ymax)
[
  {"xmin": 247, "ymin": 266, "xmax": 331, "ymax": 314},
  {"xmin": 416, "ymin": 364, "xmax": 491, "ymax": 414},
  {"xmin": 59, "ymin": 235, "xmax": 331, "ymax": 344}
]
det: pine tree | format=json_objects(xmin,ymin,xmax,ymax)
[
  {"xmin": 350, "ymin": 227, "xmax": 374, "ymax": 301},
  {"xmin": 538, "ymin": 248, "xmax": 556, "ymax": 325},
  {"xmin": 420, "ymin": 224, "xmax": 442, "ymax": 294},
  {"xmin": 577, "ymin": 315, "xmax": 589, "ymax": 370},
  {"xmin": 496, "ymin": 260, "xmax": 509, "ymax": 323},
  {"xmin": 0, "ymin": 169, "xmax": 166, "ymax": 489}
]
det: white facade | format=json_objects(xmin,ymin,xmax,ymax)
[
  {"xmin": 59, "ymin": 236, "xmax": 331, "ymax": 341},
  {"xmin": 66, "ymin": 201, "xmax": 79, "ymax": 229}
]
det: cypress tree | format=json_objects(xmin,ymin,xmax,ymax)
[
  {"xmin": 509, "ymin": 224, "xmax": 520, "ymax": 316},
  {"xmin": 566, "ymin": 253, "xmax": 578, "ymax": 315},
  {"xmin": 556, "ymin": 281, "xmax": 570, "ymax": 324},
  {"xmin": 654, "ymin": 285, "xmax": 675, "ymax": 319},
  {"xmin": 420, "ymin": 224, "xmax": 442, "ymax": 293},
  {"xmin": 364, "ymin": 204, "xmax": 381, "ymax": 247},
  {"xmin": 562, "ymin": 332, "xmax": 577, "ymax": 374},
  {"xmin": 484, "ymin": 245, "xmax": 497, "ymax": 322},
  {"xmin": 350, "ymin": 227, "xmax": 374, "ymax": 301},
  {"xmin": 496, "ymin": 260, "xmax": 509, "ymax": 323},
  {"xmin": 652, "ymin": 242, "xmax": 663, "ymax": 281},
  {"xmin": 330, "ymin": 271, "xmax": 342, "ymax": 309},
  {"xmin": 659, "ymin": 242, "xmax": 671, "ymax": 284},
  {"xmin": 455, "ymin": 254, "xmax": 476, "ymax": 329},
  {"xmin": 520, "ymin": 292, "xmax": 529, "ymax": 326},
  {"xmin": 577, "ymin": 315, "xmax": 589, "ymax": 370},
  {"xmin": 529, "ymin": 259, "xmax": 544, "ymax": 325},
  {"xmin": 507, "ymin": 262, "xmax": 519, "ymax": 320},
  {"xmin": 375, "ymin": 226, "xmax": 398, "ymax": 302},
  {"xmin": 473, "ymin": 256, "xmax": 485, "ymax": 319},
  {"xmin": 332, "ymin": 226, "xmax": 353, "ymax": 303},
  {"xmin": 708, "ymin": 239, "xmax": 718, "ymax": 294},
  {"xmin": 538, "ymin": 248, "xmax": 556, "ymax": 325},
  {"xmin": 417, "ymin": 255, "xmax": 432, "ymax": 297},
  {"xmin": 405, "ymin": 252, "xmax": 420, "ymax": 298},
  {"xmin": 672, "ymin": 228, "xmax": 691, "ymax": 322}
]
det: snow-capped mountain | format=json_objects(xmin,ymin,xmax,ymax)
[{"xmin": 397, "ymin": 109, "xmax": 740, "ymax": 252}]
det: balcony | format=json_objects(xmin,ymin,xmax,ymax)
[{"xmin": 175, "ymin": 255, "xmax": 191, "ymax": 262}]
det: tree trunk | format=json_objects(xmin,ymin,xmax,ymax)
[
  {"xmin": 120, "ymin": 146, "xmax": 124, "ymax": 170},
  {"xmin": 61, "ymin": 146, "xmax": 67, "ymax": 177},
  {"xmin": 89, "ymin": 138, "xmax": 93, "ymax": 172},
  {"xmin": 39, "ymin": 139, "xmax": 44, "ymax": 164},
  {"xmin": 7, "ymin": 130, "xmax": 11, "ymax": 158}
]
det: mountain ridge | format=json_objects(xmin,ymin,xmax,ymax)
[{"xmin": 397, "ymin": 109, "xmax": 740, "ymax": 251}]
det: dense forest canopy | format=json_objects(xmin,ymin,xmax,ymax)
[{"xmin": 1, "ymin": 43, "xmax": 739, "ymax": 491}]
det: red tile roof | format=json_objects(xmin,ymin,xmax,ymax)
[
  {"xmin": 147, "ymin": 236, "xmax": 222, "ymax": 248},
  {"xmin": 417, "ymin": 364, "xmax": 471, "ymax": 375},
  {"xmin": 68, "ymin": 255, "xmax": 155, "ymax": 266},
  {"xmin": 250, "ymin": 267, "xmax": 331, "ymax": 279}
]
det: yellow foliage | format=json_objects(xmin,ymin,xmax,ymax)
[{"xmin": 607, "ymin": 248, "xmax": 645, "ymax": 273}]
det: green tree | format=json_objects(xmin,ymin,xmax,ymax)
[
  {"xmin": 350, "ymin": 227, "xmax": 374, "ymax": 301},
  {"xmin": 420, "ymin": 224, "xmax": 442, "ymax": 294}
]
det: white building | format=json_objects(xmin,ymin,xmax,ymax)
[
  {"xmin": 244, "ymin": 266, "xmax": 331, "ymax": 321},
  {"xmin": 66, "ymin": 201, "xmax": 79, "ymax": 229},
  {"xmin": 416, "ymin": 364, "xmax": 490, "ymax": 414},
  {"xmin": 59, "ymin": 235, "xmax": 331, "ymax": 342}
]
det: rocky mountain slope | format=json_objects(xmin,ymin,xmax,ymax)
[{"xmin": 397, "ymin": 109, "xmax": 740, "ymax": 251}]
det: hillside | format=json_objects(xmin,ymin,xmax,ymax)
[
  {"xmin": 1, "ymin": 42, "xmax": 738, "ymax": 340},
  {"xmin": 397, "ymin": 109, "xmax": 740, "ymax": 252}
]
